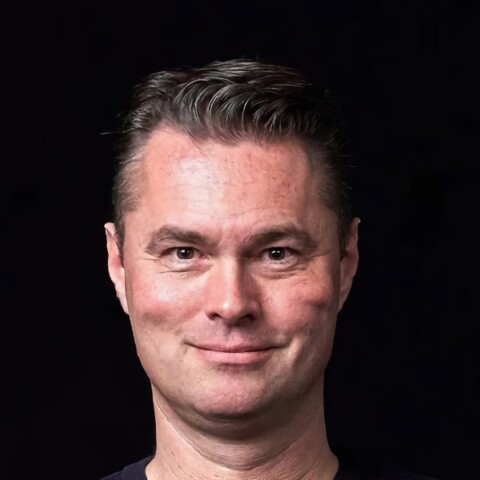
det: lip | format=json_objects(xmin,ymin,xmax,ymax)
[
  {"xmin": 195, "ymin": 344, "xmax": 273, "ymax": 353},
  {"xmin": 192, "ymin": 344, "xmax": 276, "ymax": 364}
]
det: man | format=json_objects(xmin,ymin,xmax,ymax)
[{"xmin": 103, "ymin": 59, "xmax": 437, "ymax": 479}]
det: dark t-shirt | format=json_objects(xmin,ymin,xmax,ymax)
[{"xmin": 101, "ymin": 456, "xmax": 439, "ymax": 479}]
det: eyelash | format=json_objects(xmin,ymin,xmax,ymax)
[
  {"xmin": 163, "ymin": 247, "xmax": 298, "ymax": 263},
  {"xmin": 172, "ymin": 247, "xmax": 201, "ymax": 260},
  {"xmin": 262, "ymin": 247, "xmax": 297, "ymax": 262}
]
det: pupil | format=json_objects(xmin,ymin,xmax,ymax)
[
  {"xmin": 269, "ymin": 248, "xmax": 285, "ymax": 260},
  {"xmin": 177, "ymin": 248, "xmax": 194, "ymax": 259}
]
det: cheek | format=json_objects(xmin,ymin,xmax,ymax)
[
  {"xmin": 124, "ymin": 271, "xmax": 203, "ymax": 389},
  {"xmin": 266, "ymin": 270, "xmax": 340, "ymax": 331},
  {"xmin": 126, "ymin": 270, "xmax": 199, "ymax": 320},
  {"xmin": 265, "ymin": 270, "xmax": 340, "ymax": 373}
]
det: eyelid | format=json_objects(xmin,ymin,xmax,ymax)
[
  {"xmin": 262, "ymin": 246, "xmax": 298, "ymax": 254},
  {"xmin": 165, "ymin": 246, "xmax": 199, "ymax": 256},
  {"xmin": 260, "ymin": 246, "xmax": 299, "ymax": 260}
]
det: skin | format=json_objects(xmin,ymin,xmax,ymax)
[{"xmin": 106, "ymin": 127, "xmax": 360, "ymax": 479}]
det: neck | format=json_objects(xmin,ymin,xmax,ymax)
[{"xmin": 146, "ymin": 383, "xmax": 338, "ymax": 480}]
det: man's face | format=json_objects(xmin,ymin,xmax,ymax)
[{"xmin": 106, "ymin": 128, "xmax": 359, "ymax": 425}]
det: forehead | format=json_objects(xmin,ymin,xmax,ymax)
[
  {"xmin": 129, "ymin": 127, "xmax": 331, "ymax": 232},
  {"xmin": 143, "ymin": 127, "xmax": 313, "ymax": 186}
]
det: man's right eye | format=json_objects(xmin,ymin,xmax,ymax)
[
  {"xmin": 174, "ymin": 247, "xmax": 195, "ymax": 260},
  {"xmin": 157, "ymin": 247, "xmax": 206, "ymax": 272}
]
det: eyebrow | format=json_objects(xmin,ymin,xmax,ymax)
[
  {"xmin": 244, "ymin": 224, "xmax": 319, "ymax": 249},
  {"xmin": 144, "ymin": 222, "xmax": 320, "ymax": 255},
  {"xmin": 145, "ymin": 225, "xmax": 211, "ymax": 255}
]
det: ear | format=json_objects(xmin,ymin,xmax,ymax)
[
  {"xmin": 338, "ymin": 217, "xmax": 360, "ymax": 311},
  {"xmin": 105, "ymin": 222, "xmax": 129, "ymax": 315}
]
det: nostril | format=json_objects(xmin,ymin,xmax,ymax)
[{"xmin": 205, "ymin": 296, "xmax": 257, "ymax": 324}]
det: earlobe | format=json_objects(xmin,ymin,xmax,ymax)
[
  {"xmin": 338, "ymin": 218, "xmax": 360, "ymax": 311},
  {"xmin": 105, "ymin": 222, "xmax": 129, "ymax": 315}
]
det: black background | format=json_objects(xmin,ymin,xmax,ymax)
[{"xmin": 3, "ymin": 2, "xmax": 479, "ymax": 479}]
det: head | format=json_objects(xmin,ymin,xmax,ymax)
[{"xmin": 105, "ymin": 59, "xmax": 359, "ymax": 435}]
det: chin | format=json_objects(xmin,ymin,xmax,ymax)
[
  {"xmin": 195, "ymin": 391, "xmax": 268, "ymax": 418},
  {"xmin": 187, "ymin": 398, "xmax": 279, "ymax": 439},
  {"xmin": 197, "ymin": 402, "xmax": 267, "ymax": 421},
  {"xmin": 175, "ymin": 376, "xmax": 262, "ymax": 415}
]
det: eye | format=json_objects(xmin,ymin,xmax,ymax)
[
  {"xmin": 259, "ymin": 247, "xmax": 301, "ymax": 270},
  {"xmin": 175, "ymin": 247, "xmax": 195, "ymax": 259},
  {"xmin": 158, "ymin": 246, "xmax": 207, "ymax": 272},
  {"xmin": 267, "ymin": 247, "xmax": 288, "ymax": 261}
]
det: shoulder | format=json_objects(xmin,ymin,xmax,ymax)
[{"xmin": 100, "ymin": 456, "xmax": 152, "ymax": 480}]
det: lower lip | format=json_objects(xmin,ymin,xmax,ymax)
[{"xmin": 194, "ymin": 348, "xmax": 273, "ymax": 364}]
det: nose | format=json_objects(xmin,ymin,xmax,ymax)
[{"xmin": 204, "ymin": 258, "xmax": 260, "ymax": 325}]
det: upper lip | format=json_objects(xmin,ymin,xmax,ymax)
[{"xmin": 193, "ymin": 344, "xmax": 274, "ymax": 353}]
